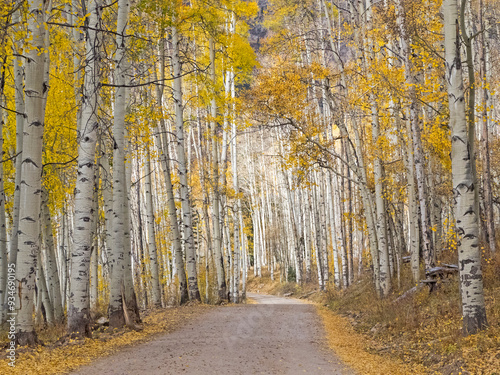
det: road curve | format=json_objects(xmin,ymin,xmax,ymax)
[{"xmin": 71, "ymin": 293, "xmax": 353, "ymax": 374}]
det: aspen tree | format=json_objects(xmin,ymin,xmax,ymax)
[
  {"xmin": 317, "ymin": 171, "xmax": 329, "ymax": 286},
  {"xmin": 8, "ymin": 6, "xmax": 24, "ymax": 270},
  {"xmin": 36, "ymin": 255, "xmax": 53, "ymax": 325},
  {"xmin": 154, "ymin": 37, "xmax": 188, "ymax": 304},
  {"xmin": 209, "ymin": 38, "xmax": 227, "ymax": 301},
  {"xmin": 303, "ymin": 186, "xmax": 312, "ymax": 283},
  {"xmin": 16, "ymin": 0, "xmax": 48, "ymax": 345},
  {"xmin": 327, "ymin": 172, "xmax": 340, "ymax": 287},
  {"xmin": 366, "ymin": 0, "xmax": 390, "ymax": 297},
  {"xmin": 444, "ymin": 0, "xmax": 487, "ymax": 335},
  {"xmin": 172, "ymin": 25, "xmax": 200, "ymax": 301},
  {"xmin": 478, "ymin": 0, "xmax": 495, "ymax": 253},
  {"xmin": 68, "ymin": 0, "xmax": 101, "ymax": 337},
  {"xmin": 90, "ymin": 150, "xmax": 100, "ymax": 310},
  {"xmin": 145, "ymin": 149, "xmax": 161, "ymax": 306},
  {"xmin": 230, "ymin": 61, "xmax": 241, "ymax": 303},
  {"xmin": 0, "ymin": 96, "xmax": 6, "ymax": 324},
  {"xmin": 394, "ymin": 0, "xmax": 429, "ymax": 280},
  {"xmin": 133, "ymin": 150, "xmax": 148, "ymax": 307},
  {"xmin": 41, "ymin": 189, "xmax": 63, "ymax": 323},
  {"xmin": 108, "ymin": 0, "xmax": 140, "ymax": 328}
]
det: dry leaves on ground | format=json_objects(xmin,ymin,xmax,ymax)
[{"xmin": 0, "ymin": 304, "xmax": 210, "ymax": 375}]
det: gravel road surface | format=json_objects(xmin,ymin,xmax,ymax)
[{"xmin": 71, "ymin": 293, "xmax": 353, "ymax": 375}]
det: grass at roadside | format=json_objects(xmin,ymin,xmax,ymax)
[
  {"xmin": 0, "ymin": 304, "xmax": 211, "ymax": 375},
  {"xmin": 325, "ymin": 252, "xmax": 500, "ymax": 375},
  {"xmin": 317, "ymin": 305, "xmax": 429, "ymax": 374},
  {"xmin": 247, "ymin": 252, "xmax": 500, "ymax": 375}
]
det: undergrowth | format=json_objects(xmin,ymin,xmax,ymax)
[
  {"xmin": 325, "ymin": 251, "xmax": 500, "ymax": 374},
  {"xmin": 247, "ymin": 251, "xmax": 500, "ymax": 375}
]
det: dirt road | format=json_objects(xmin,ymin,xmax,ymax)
[{"xmin": 71, "ymin": 293, "xmax": 353, "ymax": 374}]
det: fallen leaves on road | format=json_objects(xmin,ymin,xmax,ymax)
[{"xmin": 0, "ymin": 304, "xmax": 210, "ymax": 375}]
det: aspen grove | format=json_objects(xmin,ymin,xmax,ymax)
[{"xmin": 1, "ymin": 0, "xmax": 500, "ymax": 348}]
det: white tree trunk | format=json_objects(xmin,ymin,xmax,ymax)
[
  {"xmin": 478, "ymin": 2, "xmax": 495, "ymax": 253},
  {"xmin": 8, "ymin": 6, "xmax": 25, "ymax": 271},
  {"xmin": 41, "ymin": 189, "xmax": 64, "ymax": 323},
  {"xmin": 319, "ymin": 173, "xmax": 329, "ymax": 285},
  {"xmin": 90, "ymin": 158, "xmax": 100, "ymax": 310},
  {"xmin": 0, "ymin": 100, "xmax": 7, "ymax": 324},
  {"xmin": 371, "ymin": 103, "xmax": 390, "ymax": 297},
  {"xmin": 109, "ymin": 0, "xmax": 140, "ymax": 328},
  {"xmin": 394, "ymin": 0, "xmax": 427, "ymax": 282},
  {"xmin": 68, "ymin": 0, "xmax": 100, "ymax": 337},
  {"xmin": 208, "ymin": 38, "xmax": 227, "ymax": 301},
  {"xmin": 444, "ymin": 0, "xmax": 487, "ymax": 335},
  {"xmin": 36, "ymin": 256, "xmax": 54, "ymax": 325},
  {"xmin": 327, "ymin": 172, "xmax": 340, "ymax": 287},
  {"xmin": 303, "ymin": 187, "xmax": 312, "ymax": 283},
  {"xmin": 15, "ymin": 0, "xmax": 48, "ymax": 345},
  {"xmin": 154, "ymin": 37, "xmax": 188, "ymax": 303},
  {"xmin": 145, "ymin": 150, "xmax": 162, "ymax": 306},
  {"xmin": 172, "ymin": 26, "xmax": 200, "ymax": 301},
  {"xmin": 230, "ymin": 85, "xmax": 241, "ymax": 303},
  {"xmin": 310, "ymin": 187, "xmax": 324, "ymax": 290}
]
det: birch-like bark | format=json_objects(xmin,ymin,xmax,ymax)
[
  {"xmin": 36, "ymin": 256, "xmax": 54, "ymax": 325},
  {"xmin": 154, "ymin": 37, "xmax": 188, "ymax": 303},
  {"xmin": 8, "ymin": 7, "xmax": 25, "ymax": 270},
  {"xmin": 172, "ymin": 26, "xmax": 200, "ymax": 301},
  {"xmin": 109, "ymin": 0, "xmax": 140, "ymax": 328},
  {"xmin": 478, "ymin": 0, "xmax": 495, "ymax": 253},
  {"xmin": 41, "ymin": 189, "xmax": 64, "ymax": 323},
  {"xmin": 145, "ymin": 149, "xmax": 161, "ymax": 306},
  {"xmin": 124, "ymin": 138, "xmax": 141, "ymax": 322},
  {"xmin": 345, "ymin": 154, "xmax": 354, "ymax": 286},
  {"xmin": 303, "ymin": 187, "xmax": 312, "ymax": 283},
  {"xmin": 133, "ymin": 153, "xmax": 147, "ymax": 308},
  {"xmin": 68, "ymin": 0, "xmax": 101, "ymax": 337},
  {"xmin": 318, "ymin": 172, "xmax": 329, "ymax": 286},
  {"xmin": 193, "ymin": 119, "xmax": 212, "ymax": 301},
  {"xmin": 295, "ymin": 188, "xmax": 305, "ymax": 284},
  {"xmin": 371, "ymin": 103, "xmax": 390, "ymax": 296},
  {"xmin": 70, "ymin": 0, "xmax": 83, "ymax": 133},
  {"xmin": 209, "ymin": 38, "xmax": 227, "ymax": 301},
  {"xmin": 239, "ymin": 208, "xmax": 247, "ymax": 298},
  {"xmin": 100, "ymin": 149, "xmax": 114, "ymax": 270},
  {"xmin": 460, "ymin": 0, "xmax": 480, "ymax": 230},
  {"xmin": 310, "ymin": 186, "xmax": 324, "ymax": 290},
  {"xmin": 411, "ymin": 88, "xmax": 434, "ymax": 270},
  {"xmin": 16, "ymin": 0, "xmax": 48, "ymax": 345},
  {"xmin": 230, "ymin": 76, "xmax": 241, "ymax": 303},
  {"xmin": 394, "ymin": 0, "xmax": 432, "ymax": 277},
  {"xmin": 59, "ymin": 208, "xmax": 69, "ymax": 310},
  {"xmin": 283, "ymin": 168, "xmax": 302, "ymax": 284},
  {"xmin": 327, "ymin": 172, "xmax": 340, "ymax": 287},
  {"xmin": 407, "ymin": 136, "xmax": 420, "ymax": 282},
  {"xmin": 0, "ymin": 97, "xmax": 7, "ymax": 324},
  {"xmin": 350, "ymin": 121, "xmax": 380, "ymax": 292},
  {"xmin": 444, "ymin": 0, "xmax": 487, "ymax": 335},
  {"xmin": 90, "ymin": 153, "xmax": 100, "ymax": 310},
  {"xmin": 335, "ymin": 170, "xmax": 348, "ymax": 288}
]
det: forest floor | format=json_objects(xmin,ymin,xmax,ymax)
[
  {"xmin": 69, "ymin": 292, "xmax": 352, "ymax": 374},
  {"xmin": 0, "ymin": 303, "xmax": 211, "ymax": 374},
  {"xmin": 2, "ymin": 257, "xmax": 498, "ymax": 375},
  {"xmin": 247, "ymin": 253, "xmax": 500, "ymax": 375}
]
